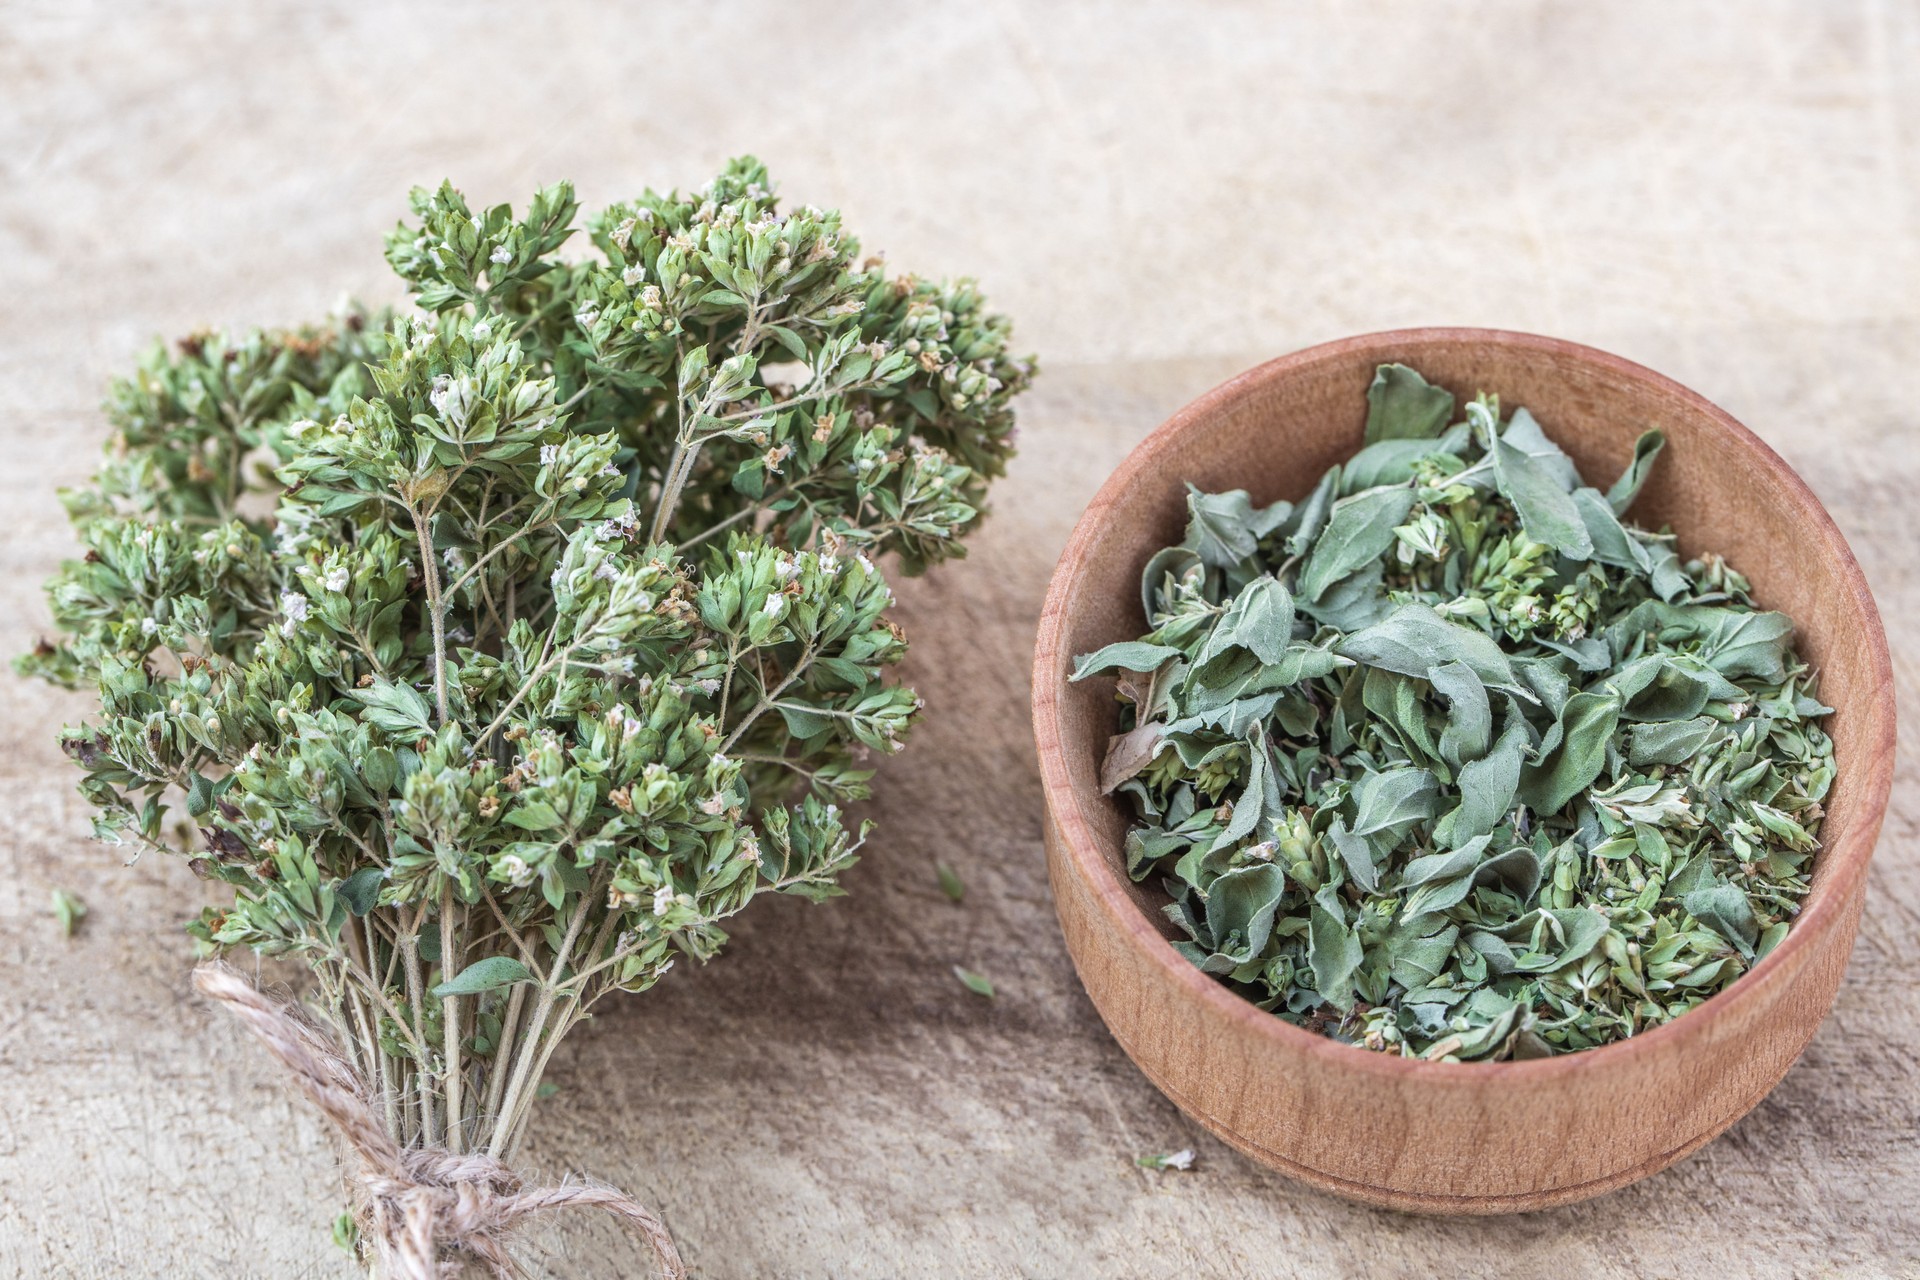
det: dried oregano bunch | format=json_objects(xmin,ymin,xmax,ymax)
[
  {"xmin": 22, "ymin": 157, "xmax": 1031, "ymax": 1275},
  {"xmin": 1074, "ymin": 365, "xmax": 1831, "ymax": 1063}
]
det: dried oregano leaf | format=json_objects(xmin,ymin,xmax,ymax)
[{"xmin": 1074, "ymin": 366, "xmax": 1834, "ymax": 1061}]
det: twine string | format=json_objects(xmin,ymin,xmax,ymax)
[{"xmin": 194, "ymin": 964, "xmax": 685, "ymax": 1280}]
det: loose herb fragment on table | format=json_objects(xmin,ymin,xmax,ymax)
[
  {"xmin": 937, "ymin": 861, "xmax": 967, "ymax": 903},
  {"xmin": 1136, "ymin": 1149, "xmax": 1197, "ymax": 1172},
  {"xmin": 51, "ymin": 889, "xmax": 87, "ymax": 937},
  {"xmin": 1074, "ymin": 364, "xmax": 1834, "ymax": 1062},
  {"xmin": 953, "ymin": 965, "xmax": 996, "ymax": 997}
]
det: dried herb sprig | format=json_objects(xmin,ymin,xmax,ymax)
[
  {"xmin": 23, "ymin": 156, "xmax": 1032, "ymax": 1274},
  {"xmin": 1075, "ymin": 365, "xmax": 1831, "ymax": 1062}
]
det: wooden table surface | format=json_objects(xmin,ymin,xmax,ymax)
[{"xmin": 2, "ymin": 5, "xmax": 1916, "ymax": 1277}]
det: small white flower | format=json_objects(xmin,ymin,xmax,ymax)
[
  {"xmin": 652, "ymin": 885, "xmax": 675, "ymax": 917},
  {"xmin": 774, "ymin": 554, "xmax": 800, "ymax": 583},
  {"xmin": 622, "ymin": 715, "xmax": 643, "ymax": 738},
  {"xmin": 594, "ymin": 561, "xmax": 619, "ymax": 582},
  {"xmin": 540, "ymin": 443, "xmax": 560, "ymax": 465},
  {"xmin": 595, "ymin": 512, "xmax": 639, "ymax": 541},
  {"xmin": 499, "ymin": 854, "xmax": 536, "ymax": 888},
  {"xmin": 323, "ymin": 566, "xmax": 350, "ymax": 593},
  {"xmin": 622, "ymin": 264, "xmax": 646, "ymax": 286},
  {"xmin": 489, "ymin": 245, "xmax": 513, "ymax": 265},
  {"xmin": 600, "ymin": 463, "xmax": 621, "ymax": 477},
  {"xmin": 280, "ymin": 592, "xmax": 309, "ymax": 635},
  {"xmin": 696, "ymin": 678, "xmax": 721, "ymax": 695},
  {"xmin": 140, "ymin": 617, "xmax": 159, "ymax": 637},
  {"xmin": 574, "ymin": 306, "xmax": 600, "ymax": 328},
  {"xmin": 698, "ymin": 792, "xmax": 727, "ymax": 816},
  {"xmin": 761, "ymin": 593, "xmax": 785, "ymax": 618},
  {"xmin": 472, "ymin": 320, "xmax": 493, "ymax": 341},
  {"xmin": 820, "ymin": 552, "xmax": 840, "ymax": 576}
]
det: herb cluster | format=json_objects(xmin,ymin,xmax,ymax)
[
  {"xmin": 1075, "ymin": 366, "xmax": 1831, "ymax": 1061},
  {"xmin": 23, "ymin": 157, "xmax": 1032, "ymax": 1171}
]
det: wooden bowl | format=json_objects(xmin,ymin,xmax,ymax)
[{"xmin": 1031, "ymin": 328, "xmax": 1895, "ymax": 1213}]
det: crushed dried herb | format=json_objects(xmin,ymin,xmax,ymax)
[{"xmin": 1075, "ymin": 364, "xmax": 1833, "ymax": 1061}]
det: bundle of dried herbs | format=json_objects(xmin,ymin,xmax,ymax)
[
  {"xmin": 1074, "ymin": 365, "xmax": 1831, "ymax": 1062},
  {"xmin": 22, "ymin": 157, "xmax": 1032, "ymax": 1276}
]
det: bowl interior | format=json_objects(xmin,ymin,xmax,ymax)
[{"xmin": 1046, "ymin": 329, "xmax": 1891, "ymax": 970}]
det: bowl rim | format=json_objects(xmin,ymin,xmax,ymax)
[{"xmin": 1031, "ymin": 326, "xmax": 1896, "ymax": 1086}]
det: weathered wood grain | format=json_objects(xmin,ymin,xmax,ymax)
[{"xmin": 1, "ymin": 3, "xmax": 1917, "ymax": 1277}]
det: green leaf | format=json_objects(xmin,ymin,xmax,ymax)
[
  {"xmin": 1492, "ymin": 423, "xmax": 1592, "ymax": 559},
  {"xmin": 1071, "ymin": 641, "xmax": 1182, "ymax": 681},
  {"xmin": 504, "ymin": 800, "xmax": 565, "ymax": 832},
  {"xmin": 936, "ymin": 861, "xmax": 965, "ymax": 903},
  {"xmin": 1341, "ymin": 433, "xmax": 1462, "ymax": 493},
  {"xmin": 337, "ymin": 867, "xmax": 385, "ymax": 916},
  {"xmin": 1607, "ymin": 602, "xmax": 1795, "ymax": 683},
  {"xmin": 1466, "ymin": 908, "xmax": 1609, "ymax": 975},
  {"xmin": 186, "ymin": 771, "xmax": 217, "ymax": 819},
  {"xmin": 433, "ymin": 956, "xmax": 532, "ymax": 998},
  {"xmin": 1518, "ymin": 690, "xmax": 1621, "ymax": 815},
  {"xmin": 51, "ymin": 889, "xmax": 87, "ymax": 937},
  {"xmin": 348, "ymin": 677, "xmax": 434, "ymax": 737},
  {"xmin": 1202, "ymin": 576, "xmax": 1295, "ymax": 666},
  {"xmin": 1430, "ymin": 659, "xmax": 1491, "ymax": 770},
  {"xmin": 1328, "ymin": 766, "xmax": 1438, "ymax": 892},
  {"xmin": 1432, "ymin": 716, "xmax": 1528, "ymax": 848},
  {"xmin": 1627, "ymin": 715, "xmax": 1719, "ymax": 766},
  {"xmin": 1573, "ymin": 487, "xmax": 1651, "ymax": 572},
  {"xmin": 1296, "ymin": 486, "xmax": 1416, "ymax": 601},
  {"xmin": 1308, "ymin": 899, "xmax": 1365, "ymax": 1011},
  {"xmin": 952, "ymin": 965, "xmax": 995, "ymax": 998},
  {"xmin": 1335, "ymin": 602, "xmax": 1530, "ymax": 700},
  {"xmin": 1283, "ymin": 467, "xmax": 1340, "ymax": 558},
  {"xmin": 1294, "ymin": 559, "xmax": 1389, "ymax": 632},
  {"xmin": 1607, "ymin": 429, "xmax": 1666, "ymax": 515},
  {"xmin": 1682, "ymin": 884, "xmax": 1759, "ymax": 957},
  {"xmin": 1185, "ymin": 485, "xmax": 1290, "ymax": 569},
  {"xmin": 1135, "ymin": 1149, "xmax": 1196, "ymax": 1172},
  {"xmin": 1140, "ymin": 545, "xmax": 1203, "ymax": 619},
  {"xmin": 1364, "ymin": 363, "xmax": 1456, "ymax": 443},
  {"xmin": 1204, "ymin": 863, "xmax": 1287, "ymax": 964}
]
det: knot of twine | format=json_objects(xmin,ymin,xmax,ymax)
[{"xmin": 194, "ymin": 964, "xmax": 685, "ymax": 1280}]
